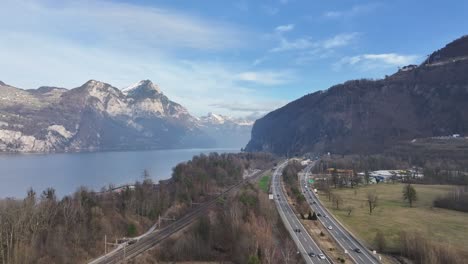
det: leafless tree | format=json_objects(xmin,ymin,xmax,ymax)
[{"xmin": 367, "ymin": 191, "xmax": 378, "ymax": 214}]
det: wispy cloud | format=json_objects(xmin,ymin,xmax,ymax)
[
  {"xmin": 334, "ymin": 53, "xmax": 420, "ymax": 71},
  {"xmin": 270, "ymin": 32, "xmax": 359, "ymax": 53},
  {"xmin": 1, "ymin": 0, "xmax": 245, "ymax": 51},
  {"xmin": 236, "ymin": 71, "xmax": 295, "ymax": 85},
  {"xmin": 322, "ymin": 33, "xmax": 360, "ymax": 49},
  {"xmin": 270, "ymin": 37, "xmax": 315, "ymax": 52},
  {"xmin": 275, "ymin": 24, "xmax": 295, "ymax": 33},
  {"xmin": 323, "ymin": 3, "xmax": 380, "ymax": 19}
]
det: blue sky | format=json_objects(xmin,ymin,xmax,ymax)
[{"xmin": 1, "ymin": 0, "xmax": 467, "ymax": 117}]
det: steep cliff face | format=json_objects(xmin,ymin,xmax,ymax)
[
  {"xmin": 0, "ymin": 80, "xmax": 214, "ymax": 152},
  {"xmin": 245, "ymin": 36, "xmax": 468, "ymax": 155}
]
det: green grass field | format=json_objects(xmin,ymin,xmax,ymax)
[
  {"xmin": 319, "ymin": 183, "xmax": 468, "ymax": 253},
  {"xmin": 258, "ymin": 175, "xmax": 270, "ymax": 193}
]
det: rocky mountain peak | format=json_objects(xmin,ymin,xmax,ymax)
[
  {"xmin": 0, "ymin": 81, "xmax": 5, "ymax": 86},
  {"xmin": 203, "ymin": 112, "xmax": 226, "ymax": 124},
  {"xmin": 123, "ymin": 80, "xmax": 162, "ymax": 97},
  {"xmin": 82, "ymin": 79, "xmax": 113, "ymax": 90}
]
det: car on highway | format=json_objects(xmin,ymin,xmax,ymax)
[
  {"xmin": 327, "ymin": 225, "xmax": 333, "ymax": 230},
  {"xmin": 294, "ymin": 228, "xmax": 301, "ymax": 233},
  {"xmin": 317, "ymin": 213, "xmax": 322, "ymax": 217},
  {"xmin": 308, "ymin": 252, "xmax": 316, "ymax": 257},
  {"xmin": 354, "ymin": 248, "xmax": 362, "ymax": 253},
  {"xmin": 312, "ymin": 201, "xmax": 316, "ymax": 204},
  {"xmin": 318, "ymin": 253, "xmax": 326, "ymax": 259}
]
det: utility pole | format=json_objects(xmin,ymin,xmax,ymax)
[{"xmin": 104, "ymin": 234, "xmax": 107, "ymax": 254}]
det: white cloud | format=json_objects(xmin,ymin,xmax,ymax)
[
  {"xmin": 1, "ymin": 0, "xmax": 245, "ymax": 51},
  {"xmin": 275, "ymin": 24, "xmax": 295, "ymax": 33},
  {"xmin": 270, "ymin": 32, "xmax": 359, "ymax": 53},
  {"xmin": 322, "ymin": 33, "xmax": 360, "ymax": 49},
  {"xmin": 236, "ymin": 71, "xmax": 294, "ymax": 85},
  {"xmin": 270, "ymin": 37, "xmax": 314, "ymax": 52},
  {"xmin": 323, "ymin": 3, "xmax": 380, "ymax": 19},
  {"xmin": 335, "ymin": 53, "xmax": 420, "ymax": 71}
]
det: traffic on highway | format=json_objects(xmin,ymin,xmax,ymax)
[
  {"xmin": 271, "ymin": 161, "xmax": 331, "ymax": 264},
  {"xmin": 301, "ymin": 162, "xmax": 381, "ymax": 264}
]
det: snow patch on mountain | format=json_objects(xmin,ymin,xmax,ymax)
[
  {"xmin": 122, "ymin": 80, "xmax": 161, "ymax": 94},
  {"xmin": 199, "ymin": 112, "xmax": 255, "ymax": 126}
]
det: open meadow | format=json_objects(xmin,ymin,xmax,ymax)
[{"xmin": 319, "ymin": 183, "xmax": 468, "ymax": 254}]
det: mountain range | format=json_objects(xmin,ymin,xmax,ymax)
[
  {"xmin": 0, "ymin": 80, "xmax": 253, "ymax": 152},
  {"xmin": 246, "ymin": 35, "xmax": 468, "ymax": 156}
]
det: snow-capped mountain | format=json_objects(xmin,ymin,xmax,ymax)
[
  {"xmin": 199, "ymin": 112, "xmax": 255, "ymax": 126},
  {"xmin": 198, "ymin": 112, "xmax": 255, "ymax": 148},
  {"xmin": 0, "ymin": 80, "xmax": 213, "ymax": 152}
]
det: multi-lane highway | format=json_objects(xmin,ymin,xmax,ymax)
[
  {"xmin": 301, "ymin": 162, "xmax": 380, "ymax": 264},
  {"xmin": 89, "ymin": 170, "xmax": 263, "ymax": 264},
  {"xmin": 271, "ymin": 160, "xmax": 331, "ymax": 264}
]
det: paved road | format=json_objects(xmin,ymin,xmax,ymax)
[
  {"xmin": 301, "ymin": 162, "xmax": 381, "ymax": 264},
  {"xmin": 89, "ymin": 170, "xmax": 263, "ymax": 264},
  {"xmin": 271, "ymin": 161, "xmax": 331, "ymax": 264}
]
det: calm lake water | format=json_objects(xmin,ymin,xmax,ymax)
[{"xmin": 0, "ymin": 148, "xmax": 238, "ymax": 199}]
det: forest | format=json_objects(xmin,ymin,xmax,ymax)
[{"xmin": 0, "ymin": 152, "xmax": 274, "ymax": 264}]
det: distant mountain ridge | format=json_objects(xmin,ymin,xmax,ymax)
[
  {"xmin": 0, "ymin": 80, "xmax": 251, "ymax": 152},
  {"xmin": 198, "ymin": 113, "xmax": 254, "ymax": 148},
  {"xmin": 245, "ymin": 35, "xmax": 468, "ymax": 155}
]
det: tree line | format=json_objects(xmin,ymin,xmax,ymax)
[
  {"xmin": 147, "ymin": 180, "xmax": 301, "ymax": 264},
  {"xmin": 0, "ymin": 152, "xmax": 274, "ymax": 264},
  {"xmin": 433, "ymin": 186, "xmax": 468, "ymax": 212}
]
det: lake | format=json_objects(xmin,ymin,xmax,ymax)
[{"xmin": 0, "ymin": 148, "xmax": 238, "ymax": 199}]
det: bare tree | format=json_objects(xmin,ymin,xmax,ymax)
[
  {"xmin": 367, "ymin": 191, "xmax": 378, "ymax": 214},
  {"xmin": 332, "ymin": 194, "xmax": 343, "ymax": 210}
]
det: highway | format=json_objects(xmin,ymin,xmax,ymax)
[
  {"xmin": 271, "ymin": 160, "xmax": 331, "ymax": 264},
  {"xmin": 301, "ymin": 162, "xmax": 381, "ymax": 264},
  {"xmin": 89, "ymin": 170, "xmax": 262, "ymax": 264}
]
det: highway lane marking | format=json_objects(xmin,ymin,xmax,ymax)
[
  {"xmin": 272, "ymin": 162, "xmax": 324, "ymax": 264},
  {"xmin": 302, "ymin": 165, "xmax": 379, "ymax": 264}
]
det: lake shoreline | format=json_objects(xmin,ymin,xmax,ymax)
[{"xmin": 0, "ymin": 148, "xmax": 239, "ymax": 199}]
